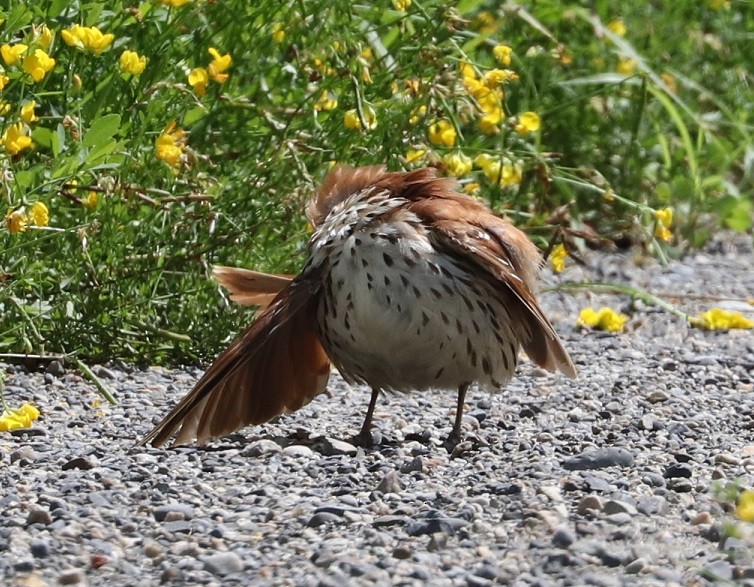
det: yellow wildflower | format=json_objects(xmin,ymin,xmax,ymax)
[
  {"xmin": 694, "ymin": 308, "xmax": 754, "ymax": 330},
  {"xmin": 473, "ymin": 11, "xmax": 498, "ymax": 34},
  {"xmin": 515, "ymin": 111, "xmax": 541, "ymax": 135},
  {"xmin": 207, "ymin": 47, "xmax": 231, "ymax": 83},
  {"xmin": 427, "ymin": 119, "xmax": 456, "ymax": 147},
  {"xmin": 654, "ymin": 207, "xmax": 673, "ymax": 242},
  {"xmin": 272, "ymin": 23, "xmax": 285, "ymax": 43},
  {"xmin": 493, "ymin": 44, "xmax": 512, "ymax": 67},
  {"xmin": 475, "ymin": 154, "xmax": 522, "ymax": 187},
  {"xmin": 5, "ymin": 208, "xmax": 28, "ymax": 233},
  {"xmin": 607, "ymin": 20, "xmax": 627, "ymax": 37},
  {"xmin": 482, "ymin": 69, "xmax": 514, "ymax": 88},
  {"xmin": 550, "ymin": 244, "xmax": 567, "ymax": 273},
  {"xmin": 405, "ymin": 149, "xmax": 426, "ymax": 163},
  {"xmin": 61, "ymin": 25, "xmax": 114, "ymax": 54},
  {"xmin": 404, "ymin": 79, "xmax": 421, "ymax": 95},
  {"xmin": 655, "ymin": 225, "xmax": 672, "ymax": 242},
  {"xmin": 0, "ymin": 101, "xmax": 11, "ymax": 116},
  {"xmin": 155, "ymin": 122, "xmax": 186, "ymax": 169},
  {"xmin": 737, "ymin": 490, "xmax": 754, "ymax": 522},
  {"xmin": 499, "ymin": 160, "xmax": 523, "ymax": 186},
  {"xmin": 0, "ymin": 74, "xmax": 8, "ymax": 91},
  {"xmin": 22, "ymin": 49, "xmax": 55, "ymax": 82},
  {"xmin": 119, "ymin": 50, "xmax": 147, "ymax": 75},
  {"xmin": 442, "ymin": 152, "xmax": 473, "ymax": 177},
  {"xmin": 20, "ymin": 101, "xmax": 38, "ymax": 124},
  {"xmin": 343, "ymin": 106, "xmax": 377, "ymax": 131},
  {"xmin": 409, "ymin": 104, "xmax": 427, "ymax": 125},
  {"xmin": 616, "ymin": 58, "xmax": 637, "ymax": 76},
  {"xmin": 477, "ymin": 108, "xmax": 503, "ymax": 135},
  {"xmin": 0, "ymin": 403, "xmax": 40, "ymax": 431},
  {"xmin": 463, "ymin": 182, "xmax": 480, "ymax": 196},
  {"xmin": 1, "ymin": 43, "xmax": 28, "ymax": 66},
  {"xmin": 578, "ymin": 307, "xmax": 628, "ymax": 332},
  {"xmin": 314, "ymin": 91, "xmax": 338, "ymax": 111},
  {"xmin": 28, "ymin": 201, "xmax": 49, "ymax": 227},
  {"xmin": 475, "ymin": 153, "xmax": 497, "ymax": 175},
  {"xmin": 312, "ymin": 57, "xmax": 335, "ymax": 77},
  {"xmin": 654, "ymin": 207, "xmax": 673, "ymax": 227},
  {"xmin": 392, "ymin": 0, "xmax": 412, "ymax": 10},
  {"xmin": 2, "ymin": 123, "xmax": 33, "ymax": 155},
  {"xmin": 84, "ymin": 191, "xmax": 99, "ymax": 209},
  {"xmin": 459, "ymin": 61, "xmax": 477, "ymax": 82},
  {"xmin": 36, "ymin": 25, "xmax": 54, "ymax": 50},
  {"xmin": 161, "ymin": 0, "xmax": 191, "ymax": 6},
  {"xmin": 188, "ymin": 67, "xmax": 209, "ymax": 96}
]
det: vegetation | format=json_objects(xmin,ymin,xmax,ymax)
[{"xmin": 0, "ymin": 0, "xmax": 752, "ymax": 366}]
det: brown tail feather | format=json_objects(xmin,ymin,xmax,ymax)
[
  {"xmin": 213, "ymin": 266, "xmax": 293, "ymax": 308},
  {"xmin": 139, "ymin": 276, "xmax": 331, "ymax": 447}
]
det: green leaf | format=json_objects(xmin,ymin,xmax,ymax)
[
  {"xmin": 82, "ymin": 114, "xmax": 122, "ymax": 149},
  {"xmin": 31, "ymin": 127, "xmax": 53, "ymax": 149},
  {"xmin": 47, "ymin": 0, "xmax": 70, "ymax": 18},
  {"xmin": 15, "ymin": 170, "xmax": 37, "ymax": 191},
  {"xmin": 720, "ymin": 198, "xmax": 753, "ymax": 232},
  {"xmin": 183, "ymin": 107, "xmax": 208, "ymax": 127}
]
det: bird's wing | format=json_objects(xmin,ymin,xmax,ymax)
[
  {"xmin": 212, "ymin": 266, "xmax": 293, "ymax": 308},
  {"xmin": 139, "ymin": 275, "xmax": 331, "ymax": 447},
  {"xmin": 410, "ymin": 197, "xmax": 577, "ymax": 378}
]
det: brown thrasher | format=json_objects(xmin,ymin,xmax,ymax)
[{"xmin": 140, "ymin": 165, "xmax": 576, "ymax": 449}]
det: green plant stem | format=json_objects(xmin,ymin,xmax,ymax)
[
  {"xmin": 72, "ymin": 358, "xmax": 117, "ymax": 405},
  {"xmin": 544, "ymin": 281, "xmax": 693, "ymax": 323}
]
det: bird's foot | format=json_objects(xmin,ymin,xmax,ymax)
[
  {"xmin": 351, "ymin": 428, "xmax": 376, "ymax": 448},
  {"xmin": 442, "ymin": 430, "xmax": 462, "ymax": 454}
]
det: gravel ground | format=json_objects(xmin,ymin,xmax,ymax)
[{"xmin": 2, "ymin": 234, "xmax": 754, "ymax": 587}]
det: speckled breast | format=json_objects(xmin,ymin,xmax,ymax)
[{"xmin": 308, "ymin": 188, "xmax": 520, "ymax": 393}]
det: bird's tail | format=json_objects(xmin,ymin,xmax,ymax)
[{"xmin": 212, "ymin": 266, "xmax": 293, "ymax": 308}]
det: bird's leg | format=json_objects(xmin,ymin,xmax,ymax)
[
  {"xmin": 352, "ymin": 387, "xmax": 380, "ymax": 447},
  {"xmin": 444, "ymin": 383, "xmax": 469, "ymax": 452}
]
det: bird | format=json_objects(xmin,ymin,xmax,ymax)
[{"xmin": 139, "ymin": 165, "xmax": 576, "ymax": 449}]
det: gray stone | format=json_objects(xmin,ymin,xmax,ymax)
[
  {"xmin": 562, "ymin": 448, "xmax": 634, "ymax": 471},
  {"xmin": 602, "ymin": 499, "xmax": 638, "ymax": 516},
  {"xmin": 319, "ymin": 437, "xmax": 358, "ymax": 456},
  {"xmin": 202, "ymin": 552, "xmax": 245, "ymax": 576},
  {"xmin": 552, "ymin": 525, "xmax": 576, "ymax": 548},
  {"xmin": 25, "ymin": 507, "xmax": 52, "ymax": 526},
  {"xmin": 577, "ymin": 495, "xmax": 603, "ymax": 515},
  {"xmin": 407, "ymin": 516, "xmax": 468, "ymax": 536},
  {"xmin": 375, "ymin": 470, "xmax": 404, "ymax": 494},
  {"xmin": 307, "ymin": 512, "xmax": 342, "ymax": 527},
  {"xmin": 10, "ymin": 446, "xmax": 37, "ymax": 464},
  {"xmin": 30, "ymin": 540, "xmax": 50, "ymax": 558},
  {"xmin": 624, "ymin": 558, "xmax": 645, "ymax": 574},
  {"xmin": 61, "ymin": 457, "xmax": 94, "ymax": 471},
  {"xmin": 241, "ymin": 439, "xmax": 281, "ymax": 457},
  {"xmin": 58, "ymin": 569, "xmax": 85, "ymax": 584},
  {"xmin": 400, "ymin": 455, "xmax": 424, "ymax": 473},
  {"xmin": 153, "ymin": 503, "xmax": 194, "ymax": 522},
  {"xmin": 282, "ymin": 445, "xmax": 315, "ymax": 458},
  {"xmin": 46, "ymin": 360, "xmax": 66, "ymax": 377}
]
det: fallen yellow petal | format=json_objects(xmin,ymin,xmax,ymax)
[{"xmin": 694, "ymin": 308, "xmax": 754, "ymax": 330}]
